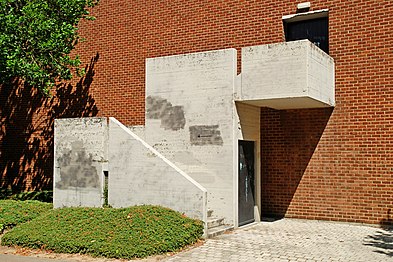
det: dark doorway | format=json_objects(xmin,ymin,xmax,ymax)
[{"xmin": 238, "ymin": 140, "xmax": 255, "ymax": 226}]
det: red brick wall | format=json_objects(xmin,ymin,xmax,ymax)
[
  {"xmin": 0, "ymin": 59, "xmax": 99, "ymax": 191},
  {"xmin": 1, "ymin": 0, "xmax": 392, "ymax": 225},
  {"xmin": 0, "ymin": 77, "xmax": 56, "ymax": 190},
  {"xmin": 261, "ymin": 108, "xmax": 333, "ymax": 218},
  {"xmin": 257, "ymin": 1, "xmax": 393, "ymax": 225}
]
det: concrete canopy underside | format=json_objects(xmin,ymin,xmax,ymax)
[{"xmin": 240, "ymin": 96, "xmax": 332, "ymax": 110}]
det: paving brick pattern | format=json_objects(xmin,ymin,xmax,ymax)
[{"xmin": 165, "ymin": 219, "xmax": 392, "ymax": 262}]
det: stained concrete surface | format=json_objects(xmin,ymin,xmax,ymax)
[
  {"xmin": 145, "ymin": 49, "xmax": 237, "ymax": 224},
  {"xmin": 55, "ymin": 141, "xmax": 99, "ymax": 189},
  {"xmin": 108, "ymin": 118, "xmax": 207, "ymax": 223},
  {"xmin": 54, "ymin": 118, "xmax": 107, "ymax": 208},
  {"xmin": 189, "ymin": 125, "xmax": 223, "ymax": 146},
  {"xmin": 146, "ymin": 96, "xmax": 186, "ymax": 131}
]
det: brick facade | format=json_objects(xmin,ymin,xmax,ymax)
[{"xmin": 1, "ymin": 1, "xmax": 392, "ymax": 225}]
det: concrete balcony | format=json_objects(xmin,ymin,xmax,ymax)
[{"xmin": 239, "ymin": 40, "xmax": 335, "ymax": 109}]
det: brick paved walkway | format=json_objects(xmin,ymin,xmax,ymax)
[{"xmin": 164, "ymin": 219, "xmax": 392, "ymax": 262}]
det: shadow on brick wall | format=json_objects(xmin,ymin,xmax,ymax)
[
  {"xmin": 363, "ymin": 209, "xmax": 393, "ymax": 257},
  {"xmin": 0, "ymin": 53, "xmax": 99, "ymax": 191},
  {"xmin": 261, "ymin": 107, "xmax": 333, "ymax": 218}
]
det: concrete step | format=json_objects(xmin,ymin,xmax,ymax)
[
  {"xmin": 207, "ymin": 224, "xmax": 234, "ymax": 238},
  {"xmin": 207, "ymin": 217, "xmax": 225, "ymax": 229}
]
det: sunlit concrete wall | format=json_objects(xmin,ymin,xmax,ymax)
[
  {"xmin": 54, "ymin": 117, "xmax": 207, "ymax": 225},
  {"xmin": 241, "ymin": 40, "xmax": 335, "ymax": 109},
  {"xmin": 145, "ymin": 49, "xmax": 237, "ymax": 224},
  {"xmin": 53, "ymin": 117, "xmax": 108, "ymax": 208}
]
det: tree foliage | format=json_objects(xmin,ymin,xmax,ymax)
[{"xmin": 0, "ymin": 0, "xmax": 99, "ymax": 94}]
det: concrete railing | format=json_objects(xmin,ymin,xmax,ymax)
[{"xmin": 108, "ymin": 117, "xmax": 208, "ymax": 233}]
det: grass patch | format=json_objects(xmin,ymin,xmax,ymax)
[
  {"xmin": 1, "ymin": 205, "xmax": 203, "ymax": 259},
  {"xmin": 0, "ymin": 200, "xmax": 52, "ymax": 232}
]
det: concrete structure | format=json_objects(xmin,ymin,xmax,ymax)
[
  {"xmin": 240, "ymin": 40, "xmax": 335, "ymax": 109},
  {"xmin": 142, "ymin": 40, "xmax": 333, "ymax": 227},
  {"xmin": 54, "ymin": 40, "xmax": 334, "ymax": 231},
  {"xmin": 145, "ymin": 49, "xmax": 237, "ymax": 224},
  {"xmin": 54, "ymin": 117, "xmax": 207, "ymax": 223},
  {"xmin": 53, "ymin": 117, "xmax": 107, "ymax": 208}
]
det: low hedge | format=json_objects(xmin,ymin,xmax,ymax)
[
  {"xmin": 0, "ymin": 200, "xmax": 52, "ymax": 233},
  {"xmin": 0, "ymin": 190, "xmax": 53, "ymax": 203},
  {"xmin": 2, "ymin": 205, "xmax": 203, "ymax": 259},
  {"xmin": 9, "ymin": 191, "xmax": 53, "ymax": 203},
  {"xmin": 0, "ymin": 189, "xmax": 13, "ymax": 200}
]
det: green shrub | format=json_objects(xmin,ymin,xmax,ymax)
[
  {"xmin": 9, "ymin": 191, "xmax": 53, "ymax": 203},
  {"xmin": 0, "ymin": 200, "xmax": 52, "ymax": 232},
  {"xmin": 2, "ymin": 205, "xmax": 203, "ymax": 259},
  {"xmin": 0, "ymin": 189, "xmax": 13, "ymax": 200},
  {"xmin": 0, "ymin": 190, "xmax": 53, "ymax": 203}
]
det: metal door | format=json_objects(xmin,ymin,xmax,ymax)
[{"xmin": 238, "ymin": 140, "xmax": 255, "ymax": 226}]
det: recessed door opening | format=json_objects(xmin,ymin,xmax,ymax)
[{"xmin": 238, "ymin": 140, "xmax": 255, "ymax": 226}]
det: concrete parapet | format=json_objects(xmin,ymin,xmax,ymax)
[{"xmin": 241, "ymin": 39, "xmax": 335, "ymax": 109}]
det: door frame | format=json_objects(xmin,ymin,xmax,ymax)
[
  {"xmin": 234, "ymin": 139, "xmax": 261, "ymax": 227},
  {"xmin": 238, "ymin": 140, "xmax": 255, "ymax": 226}
]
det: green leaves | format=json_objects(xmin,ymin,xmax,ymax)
[{"xmin": 0, "ymin": 0, "xmax": 99, "ymax": 94}]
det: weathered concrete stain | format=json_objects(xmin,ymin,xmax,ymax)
[
  {"xmin": 189, "ymin": 125, "xmax": 224, "ymax": 146},
  {"xmin": 146, "ymin": 96, "xmax": 186, "ymax": 131},
  {"xmin": 56, "ymin": 141, "xmax": 99, "ymax": 189},
  {"xmin": 173, "ymin": 151, "xmax": 202, "ymax": 165}
]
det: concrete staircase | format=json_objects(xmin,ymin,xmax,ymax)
[{"xmin": 207, "ymin": 210, "xmax": 234, "ymax": 238}]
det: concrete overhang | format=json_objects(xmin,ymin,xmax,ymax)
[{"xmin": 239, "ymin": 40, "xmax": 335, "ymax": 109}]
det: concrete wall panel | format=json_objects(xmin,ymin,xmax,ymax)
[
  {"xmin": 145, "ymin": 49, "xmax": 237, "ymax": 223},
  {"xmin": 307, "ymin": 43, "xmax": 335, "ymax": 106},
  {"xmin": 54, "ymin": 117, "xmax": 108, "ymax": 208},
  {"xmin": 241, "ymin": 40, "xmax": 335, "ymax": 109},
  {"xmin": 242, "ymin": 41, "xmax": 308, "ymax": 100}
]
